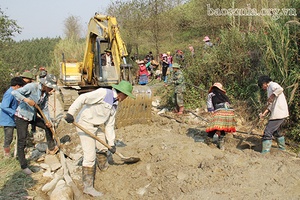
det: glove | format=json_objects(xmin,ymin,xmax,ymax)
[
  {"xmin": 64, "ymin": 113, "xmax": 74, "ymax": 123},
  {"xmin": 109, "ymin": 146, "xmax": 116, "ymax": 154}
]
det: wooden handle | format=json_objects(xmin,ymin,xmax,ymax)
[
  {"xmin": 72, "ymin": 122, "xmax": 112, "ymax": 150},
  {"xmin": 35, "ymin": 105, "xmax": 61, "ymax": 146}
]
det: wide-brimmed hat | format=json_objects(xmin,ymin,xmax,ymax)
[
  {"xmin": 209, "ymin": 82, "xmax": 226, "ymax": 93},
  {"xmin": 40, "ymin": 74, "xmax": 58, "ymax": 90},
  {"xmin": 20, "ymin": 71, "xmax": 35, "ymax": 80},
  {"xmin": 112, "ymin": 80, "xmax": 135, "ymax": 99},
  {"xmin": 105, "ymin": 49, "xmax": 111, "ymax": 53},
  {"xmin": 172, "ymin": 63, "xmax": 181, "ymax": 69},
  {"xmin": 137, "ymin": 60, "xmax": 144, "ymax": 65},
  {"xmin": 203, "ymin": 36, "xmax": 210, "ymax": 42}
]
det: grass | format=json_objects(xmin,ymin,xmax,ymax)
[{"xmin": 0, "ymin": 128, "xmax": 37, "ymax": 199}]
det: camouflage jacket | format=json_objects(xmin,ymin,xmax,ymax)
[{"xmin": 171, "ymin": 70, "xmax": 186, "ymax": 93}]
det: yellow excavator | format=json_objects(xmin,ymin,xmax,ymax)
[{"xmin": 59, "ymin": 13, "xmax": 152, "ymax": 127}]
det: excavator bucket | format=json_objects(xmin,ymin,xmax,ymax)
[{"xmin": 115, "ymin": 85, "xmax": 152, "ymax": 128}]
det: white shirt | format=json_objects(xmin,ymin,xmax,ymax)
[{"xmin": 267, "ymin": 81, "xmax": 289, "ymax": 120}]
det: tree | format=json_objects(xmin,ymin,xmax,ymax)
[
  {"xmin": 0, "ymin": 8, "xmax": 21, "ymax": 43},
  {"xmin": 63, "ymin": 15, "xmax": 83, "ymax": 40}
]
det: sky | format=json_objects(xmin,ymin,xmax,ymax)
[{"xmin": 1, "ymin": 0, "xmax": 113, "ymax": 41}]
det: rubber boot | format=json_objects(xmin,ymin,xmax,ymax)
[
  {"xmin": 3, "ymin": 147, "xmax": 10, "ymax": 157},
  {"xmin": 217, "ymin": 136, "xmax": 225, "ymax": 150},
  {"xmin": 177, "ymin": 106, "xmax": 184, "ymax": 115},
  {"xmin": 96, "ymin": 151, "xmax": 109, "ymax": 171},
  {"xmin": 261, "ymin": 140, "xmax": 272, "ymax": 154},
  {"xmin": 276, "ymin": 136, "xmax": 286, "ymax": 151},
  {"xmin": 82, "ymin": 166, "xmax": 103, "ymax": 197}
]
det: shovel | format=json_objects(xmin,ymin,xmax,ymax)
[{"xmin": 72, "ymin": 122, "xmax": 140, "ymax": 164}]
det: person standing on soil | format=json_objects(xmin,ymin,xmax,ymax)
[
  {"xmin": 64, "ymin": 80, "xmax": 135, "ymax": 197},
  {"xmin": 11, "ymin": 74, "xmax": 59, "ymax": 175},
  {"xmin": 205, "ymin": 82, "xmax": 236, "ymax": 150},
  {"xmin": 169, "ymin": 63, "xmax": 185, "ymax": 115},
  {"xmin": 0, "ymin": 77, "xmax": 26, "ymax": 157},
  {"xmin": 257, "ymin": 75, "xmax": 289, "ymax": 154},
  {"xmin": 136, "ymin": 60, "xmax": 149, "ymax": 85},
  {"xmin": 161, "ymin": 54, "xmax": 169, "ymax": 84}
]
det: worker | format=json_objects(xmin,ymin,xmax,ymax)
[
  {"xmin": 257, "ymin": 75, "xmax": 289, "ymax": 154},
  {"xmin": 11, "ymin": 74, "xmax": 59, "ymax": 175},
  {"xmin": 64, "ymin": 80, "xmax": 135, "ymax": 197},
  {"xmin": 203, "ymin": 36, "xmax": 213, "ymax": 49},
  {"xmin": 170, "ymin": 63, "xmax": 185, "ymax": 115},
  {"xmin": 205, "ymin": 82, "xmax": 236, "ymax": 150},
  {"xmin": 20, "ymin": 71, "xmax": 37, "ymax": 134},
  {"xmin": 101, "ymin": 49, "xmax": 114, "ymax": 66},
  {"xmin": 0, "ymin": 77, "xmax": 26, "ymax": 157},
  {"xmin": 137, "ymin": 60, "xmax": 149, "ymax": 85}
]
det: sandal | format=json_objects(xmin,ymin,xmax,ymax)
[{"xmin": 47, "ymin": 145, "xmax": 59, "ymax": 155}]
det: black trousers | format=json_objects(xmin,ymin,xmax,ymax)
[{"xmin": 15, "ymin": 116, "xmax": 55, "ymax": 169}]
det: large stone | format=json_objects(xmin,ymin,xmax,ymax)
[
  {"xmin": 50, "ymin": 180, "xmax": 74, "ymax": 200},
  {"xmin": 44, "ymin": 155, "xmax": 62, "ymax": 171}
]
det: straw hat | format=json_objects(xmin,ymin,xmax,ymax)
[
  {"xmin": 209, "ymin": 82, "xmax": 226, "ymax": 93},
  {"xmin": 137, "ymin": 60, "xmax": 145, "ymax": 65},
  {"xmin": 112, "ymin": 80, "xmax": 135, "ymax": 99}
]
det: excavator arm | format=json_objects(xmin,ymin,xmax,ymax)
[
  {"xmin": 82, "ymin": 13, "xmax": 130, "ymax": 85},
  {"xmin": 59, "ymin": 13, "xmax": 152, "ymax": 128}
]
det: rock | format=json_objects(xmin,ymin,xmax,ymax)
[
  {"xmin": 30, "ymin": 149, "xmax": 44, "ymax": 160},
  {"xmin": 42, "ymin": 173, "xmax": 62, "ymax": 193},
  {"xmin": 50, "ymin": 180, "xmax": 74, "ymax": 200},
  {"xmin": 44, "ymin": 155, "xmax": 62, "ymax": 171},
  {"xmin": 60, "ymin": 135, "xmax": 71, "ymax": 144},
  {"xmin": 40, "ymin": 163, "xmax": 50, "ymax": 170},
  {"xmin": 35, "ymin": 142, "xmax": 48, "ymax": 152},
  {"xmin": 157, "ymin": 108, "xmax": 168, "ymax": 115}
]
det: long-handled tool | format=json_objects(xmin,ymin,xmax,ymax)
[
  {"xmin": 237, "ymin": 117, "xmax": 264, "ymax": 149},
  {"xmin": 35, "ymin": 104, "xmax": 61, "ymax": 147},
  {"xmin": 73, "ymin": 122, "xmax": 140, "ymax": 164},
  {"xmin": 237, "ymin": 104, "xmax": 269, "ymax": 148}
]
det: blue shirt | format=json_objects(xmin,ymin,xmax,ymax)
[
  {"xmin": 11, "ymin": 82, "xmax": 51, "ymax": 121},
  {"xmin": 0, "ymin": 87, "xmax": 18, "ymax": 126}
]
